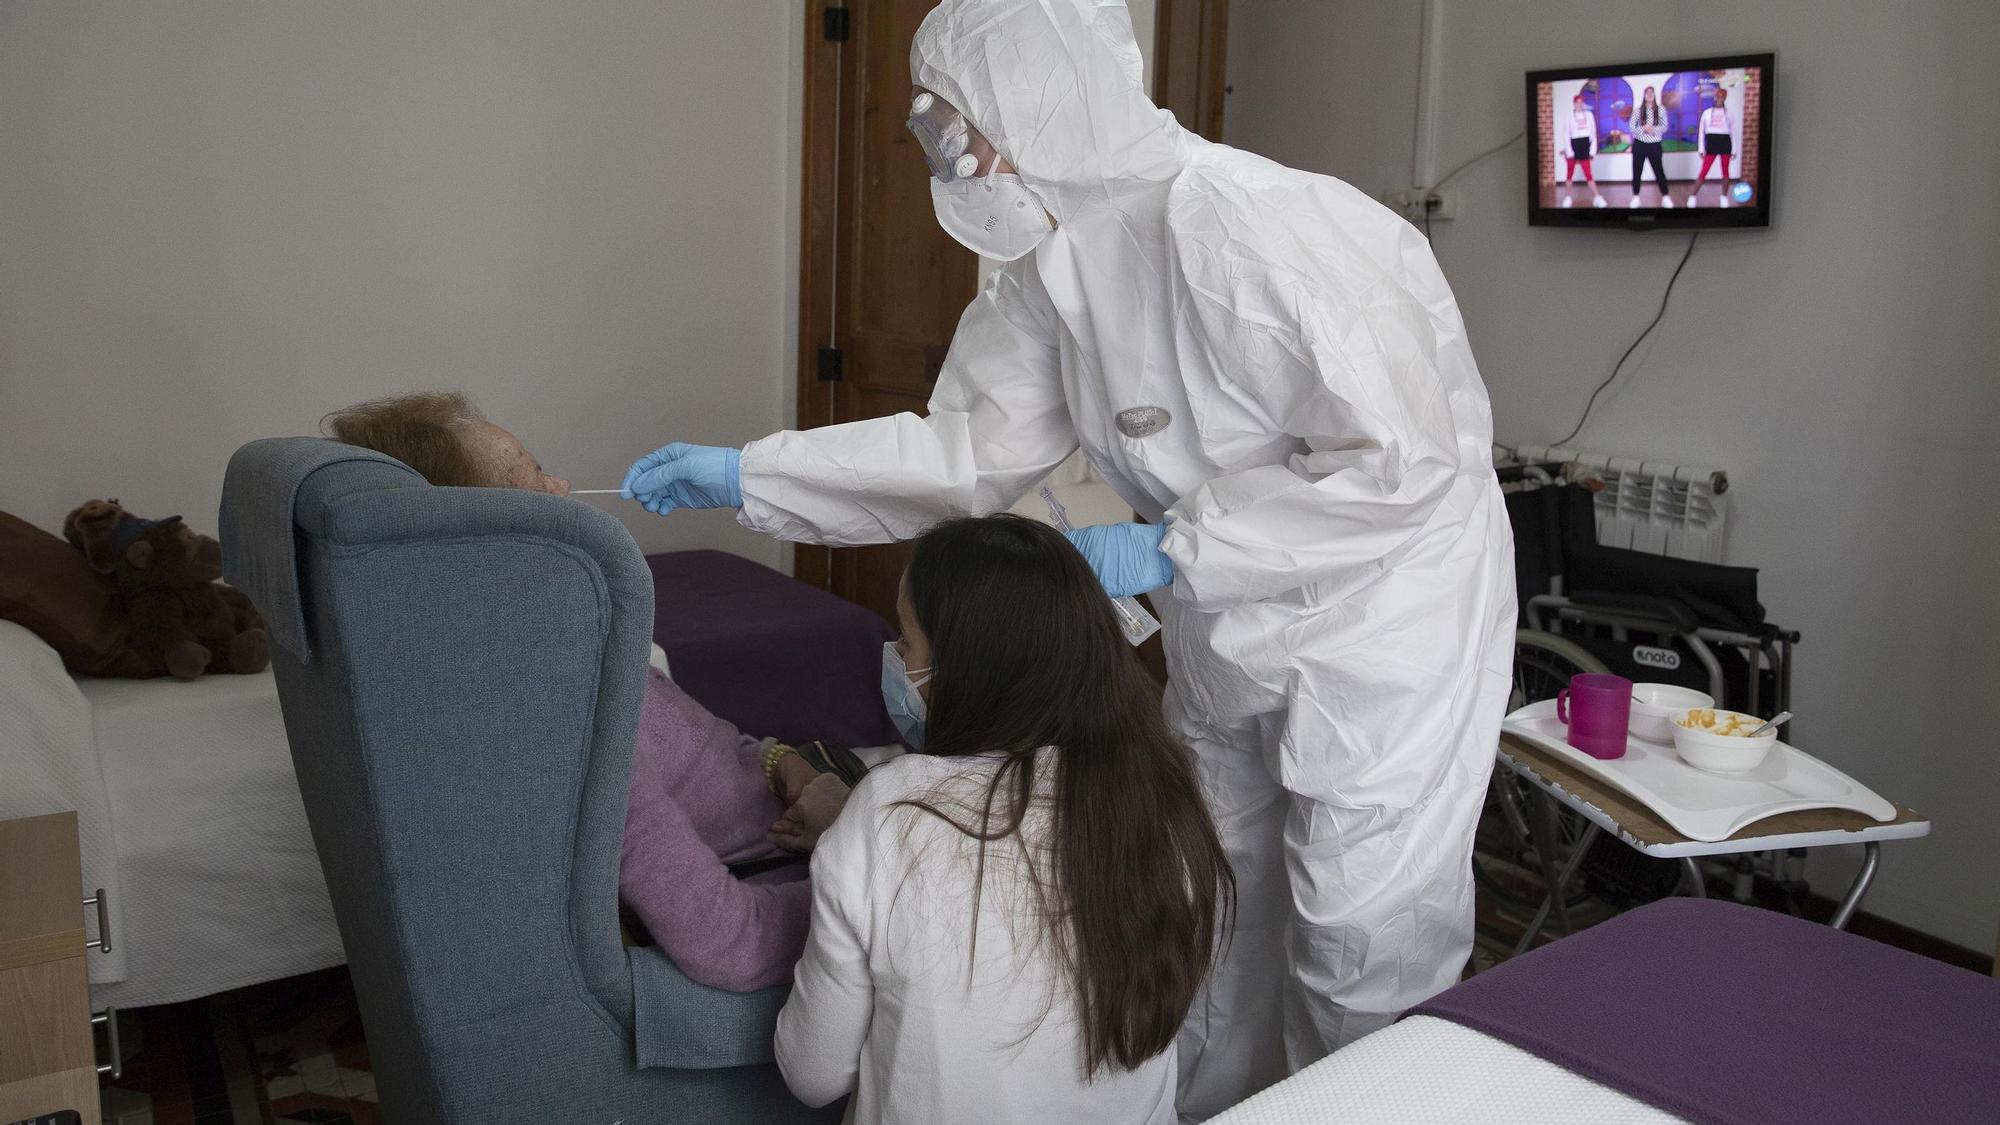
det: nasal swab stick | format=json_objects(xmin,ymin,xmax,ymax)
[{"xmin": 569, "ymin": 489, "xmax": 625, "ymax": 495}]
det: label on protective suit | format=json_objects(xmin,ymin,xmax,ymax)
[{"xmin": 1116, "ymin": 406, "xmax": 1172, "ymax": 438}]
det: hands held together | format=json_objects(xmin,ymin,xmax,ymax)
[{"xmin": 767, "ymin": 748, "xmax": 852, "ymax": 853}]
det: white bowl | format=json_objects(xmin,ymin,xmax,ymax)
[
  {"xmin": 1671, "ymin": 709, "xmax": 1778, "ymax": 773},
  {"xmin": 1629, "ymin": 683, "xmax": 1716, "ymax": 743}
]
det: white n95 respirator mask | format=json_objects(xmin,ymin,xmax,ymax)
[
  {"xmin": 908, "ymin": 89, "xmax": 1053, "ymax": 261},
  {"xmin": 931, "ymin": 173, "xmax": 1054, "ymax": 262}
]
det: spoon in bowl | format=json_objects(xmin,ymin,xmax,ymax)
[{"xmin": 1746, "ymin": 711, "xmax": 1793, "ymax": 738}]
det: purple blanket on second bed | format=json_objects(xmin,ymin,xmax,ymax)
[
  {"xmin": 1412, "ymin": 898, "xmax": 2000, "ymax": 1125},
  {"xmin": 647, "ymin": 549, "xmax": 898, "ymax": 750}
]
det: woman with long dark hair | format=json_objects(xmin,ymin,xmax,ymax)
[
  {"xmin": 774, "ymin": 515, "xmax": 1233, "ymax": 1124},
  {"xmin": 1628, "ymin": 85, "xmax": 1672, "ymax": 208}
]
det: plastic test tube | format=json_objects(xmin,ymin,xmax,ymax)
[{"xmin": 1040, "ymin": 486, "xmax": 1162, "ymax": 647}]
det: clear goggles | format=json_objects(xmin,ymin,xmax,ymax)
[{"xmin": 907, "ymin": 90, "xmax": 986, "ymax": 184}]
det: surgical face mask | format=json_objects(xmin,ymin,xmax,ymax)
[
  {"xmin": 881, "ymin": 641, "xmax": 932, "ymax": 750},
  {"xmin": 931, "ymin": 173, "xmax": 1054, "ymax": 262}
]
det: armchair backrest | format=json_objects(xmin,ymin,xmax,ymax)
[{"xmin": 220, "ymin": 437, "xmax": 653, "ymax": 1119}]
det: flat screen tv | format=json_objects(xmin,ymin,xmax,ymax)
[{"xmin": 1527, "ymin": 53, "xmax": 1773, "ymax": 229}]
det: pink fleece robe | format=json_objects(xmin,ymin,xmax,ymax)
[{"xmin": 620, "ymin": 668, "xmax": 810, "ymax": 991}]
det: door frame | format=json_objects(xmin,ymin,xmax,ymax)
[
  {"xmin": 1154, "ymin": 0, "xmax": 1231, "ymax": 143},
  {"xmin": 793, "ymin": 1, "xmax": 845, "ymax": 589},
  {"xmin": 791, "ymin": 0, "xmax": 1229, "ymax": 591}
]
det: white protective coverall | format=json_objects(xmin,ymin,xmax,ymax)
[{"xmin": 737, "ymin": 0, "xmax": 1515, "ymax": 1114}]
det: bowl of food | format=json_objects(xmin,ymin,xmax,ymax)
[
  {"xmin": 1629, "ymin": 683, "xmax": 1716, "ymax": 743},
  {"xmin": 1672, "ymin": 708, "xmax": 1778, "ymax": 773}
]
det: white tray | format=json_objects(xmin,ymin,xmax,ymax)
[{"xmin": 1501, "ymin": 700, "xmax": 1896, "ymax": 842}]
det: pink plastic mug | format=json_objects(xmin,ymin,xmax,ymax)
[{"xmin": 1556, "ymin": 672, "xmax": 1633, "ymax": 760}]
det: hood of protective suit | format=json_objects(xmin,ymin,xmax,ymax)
[{"xmin": 912, "ymin": 0, "xmax": 1189, "ymax": 224}]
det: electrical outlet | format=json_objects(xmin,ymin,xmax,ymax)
[
  {"xmin": 1380, "ymin": 186, "xmax": 1453, "ymax": 225},
  {"xmin": 1379, "ymin": 188, "xmax": 1421, "ymax": 221}
]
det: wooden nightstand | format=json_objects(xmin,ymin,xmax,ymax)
[{"xmin": 0, "ymin": 812, "xmax": 102, "ymax": 1125}]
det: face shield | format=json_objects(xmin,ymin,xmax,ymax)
[
  {"xmin": 907, "ymin": 90, "xmax": 984, "ymax": 183},
  {"xmin": 908, "ymin": 88, "xmax": 1054, "ymax": 260}
]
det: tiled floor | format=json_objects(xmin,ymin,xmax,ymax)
[
  {"xmin": 96, "ymin": 863, "xmax": 1882, "ymax": 1122},
  {"xmin": 244, "ymin": 969, "xmax": 377, "ymax": 1125},
  {"xmin": 91, "ymin": 876, "xmax": 1588, "ymax": 1122},
  {"xmin": 100, "ymin": 967, "xmax": 375, "ymax": 1125},
  {"xmin": 91, "ymin": 888, "xmax": 1556, "ymax": 1124}
]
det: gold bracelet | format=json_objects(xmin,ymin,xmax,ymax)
[{"xmin": 762, "ymin": 742, "xmax": 797, "ymax": 794}]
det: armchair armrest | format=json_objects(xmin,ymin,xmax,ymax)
[{"xmin": 630, "ymin": 944, "xmax": 791, "ymax": 1070}]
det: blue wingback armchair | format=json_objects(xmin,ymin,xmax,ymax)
[{"xmin": 219, "ymin": 438, "xmax": 835, "ymax": 1124}]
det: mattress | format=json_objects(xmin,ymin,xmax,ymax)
[
  {"xmin": 0, "ymin": 620, "xmax": 128, "ymax": 983},
  {"xmin": 77, "ymin": 669, "xmax": 344, "ymax": 1009},
  {"xmin": 1414, "ymin": 898, "xmax": 2000, "ymax": 1125},
  {"xmin": 1209, "ymin": 1015, "xmax": 1682, "ymax": 1125}
]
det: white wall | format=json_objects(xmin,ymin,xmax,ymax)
[
  {"xmin": 1228, "ymin": 0, "xmax": 2000, "ymax": 951},
  {"xmin": 0, "ymin": 0, "xmax": 802, "ymax": 568},
  {"xmin": 1129, "ymin": 0, "xmax": 1157, "ymax": 93}
]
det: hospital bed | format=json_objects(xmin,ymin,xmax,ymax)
[
  {"xmin": 1213, "ymin": 897, "xmax": 2000, "ymax": 1125},
  {"xmin": 0, "ymin": 620, "xmax": 342, "ymax": 1010}
]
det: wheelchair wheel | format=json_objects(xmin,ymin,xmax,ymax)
[
  {"xmin": 1506, "ymin": 629, "xmax": 1604, "ymax": 714},
  {"xmin": 1474, "ymin": 630, "xmax": 1607, "ymax": 913}
]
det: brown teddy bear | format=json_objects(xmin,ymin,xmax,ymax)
[{"xmin": 64, "ymin": 499, "xmax": 270, "ymax": 680}]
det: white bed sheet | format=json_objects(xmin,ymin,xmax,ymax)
[
  {"xmin": 11, "ymin": 638, "xmax": 674, "ymax": 1008},
  {"xmin": 0, "ymin": 620, "xmax": 128, "ymax": 982},
  {"xmin": 1209, "ymin": 1015, "xmax": 1683, "ymax": 1125},
  {"xmin": 78, "ymin": 668, "xmax": 343, "ymax": 1009}
]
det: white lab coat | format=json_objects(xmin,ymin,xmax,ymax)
[
  {"xmin": 774, "ymin": 753, "xmax": 1178, "ymax": 1125},
  {"xmin": 741, "ymin": 1, "xmax": 1515, "ymax": 1116}
]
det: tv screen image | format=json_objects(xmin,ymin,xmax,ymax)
[{"xmin": 1527, "ymin": 53, "xmax": 1773, "ymax": 229}]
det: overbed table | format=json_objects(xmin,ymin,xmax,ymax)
[{"xmin": 1497, "ymin": 732, "xmax": 1930, "ymax": 954}]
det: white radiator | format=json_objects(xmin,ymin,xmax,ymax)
[{"xmin": 1503, "ymin": 445, "xmax": 1730, "ymax": 564}]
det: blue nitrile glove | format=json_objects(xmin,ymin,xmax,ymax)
[
  {"xmin": 1063, "ymin": 522, "xmax": 1174, "ymax": 599},
  {"xmin": 621, "ymin": 443, "xmax": 744, "ymax": 514}
]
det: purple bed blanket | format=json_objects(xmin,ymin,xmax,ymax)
[
  {"xmin": 646, "ymin": 549, "xmax": 898, "ymax": 750},
  {"xmin": 1412, "ymin": 898, "xmax": 2000, "ymax": 1124}
]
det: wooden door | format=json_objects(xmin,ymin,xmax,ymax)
[{"xmin": 794, "ymin": 0, "xmax": 978, "ymax": 626}]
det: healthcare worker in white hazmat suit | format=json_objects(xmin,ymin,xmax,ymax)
[{"xmin": 624, "ymin": 0, "xmax": 1515, "ymax": 1114}]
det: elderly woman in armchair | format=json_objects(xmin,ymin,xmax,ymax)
[{"xmin": 325, "ymin": 391, "xmax": 853, "ymax": 991}]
